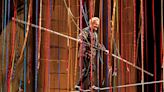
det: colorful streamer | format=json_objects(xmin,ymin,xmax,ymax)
[
  {"xmin": 23, "ymin": 0, "xmax": 28, "ymax": 91},
  {"xmin": 2, "ymin": 0, "xmax": 7, "ymax": 91},
  {"xmin": 35, "ymin": 0, "xmax": 39, "ymax": 91},
  {"xmin": 6, "ymin": 0, "xmax": 10, "ymax": 91}
]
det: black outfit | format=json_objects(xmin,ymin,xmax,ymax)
[{"xmin": 76, "ymin": 27, "xmax": 99, "ymax": 89}]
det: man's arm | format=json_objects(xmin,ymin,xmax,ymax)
[{"xmin": 98, "ymin": 43, "xmax": 109, "ymax": 54}]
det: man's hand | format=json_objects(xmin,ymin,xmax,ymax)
[
  {"xmin": 78, "ymin": 39, "xmax": 83, "ymax": 43},
  {"xmin": 105, "ymin": 50, "xmax": 109, "ymax": 54},
  {"xmin": 98, "ymin": 44, "xmax": 109, "ymax": 54}
]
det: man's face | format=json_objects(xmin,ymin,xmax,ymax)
[{"xmin": 91, "ymin": 20, "xmax": 100, "ymax": 31}]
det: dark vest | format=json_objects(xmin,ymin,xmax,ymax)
[{"xmin": 79, "ymin": 27, "xmax": 98, "ymax": 58}]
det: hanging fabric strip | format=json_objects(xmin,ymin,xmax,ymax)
[
  {"xmin": 8, "ymin": 0, "xmax": 17, "ymax": 92},
  {"xmin": 111, "ymin": 0, "xmax": 117, "ymax": 91},
  {"xmin": 161, "ymin": 0, "xmax": 164, "ymax": 91},
  {"xmin": 152, "ymin": 0, "xmax": 157, "ymax": 91},
  {"xmin": 107, "ymin": 0, "xmax": 112, "ymax": 91},
  {"xmin": 116, "ymin": 0, "xmax": 121, "ymax": 91},
  {"xmin": 24, "ymin": 0, "xmax": 28, "ymax": 91},
  {"xmin": 67, "ymin": 0, "xmax": 71, "ymax": 91},
  {"xmin": 6, "ymin": 0, "xmax": 10, "ymax": 91},
  {"xmin": 38, "ymin": 0, "xmax": 42, "ymax": 69},
  {"xmin": 133, "ymin": 0, "xmax": 136, "ymax": 65},
  {"xmin": 35, "ymin": 0, "xmax": 39, "ymax": 91},
  {"xmin": 2, "ymin": 0, "xmax": 7, "ymax": 91},
  {"xmin": 89, "ymin": 0, "xmax": 94, "ymax": 90},
  {"xmin": 141, "ymin": 0, "xmax": 145, "ymax": 91},
  {"xmin": 58, "ymin": 1, "xmax": 61, "ymax": 91},
  {"xmin": 43, "ymin": 0, "xmax": 51, "ymax": 91},
  {"xmin": 99, "ymin": 0, "xmax": 104, "ymax": 89},
  {"xmin": 79, "ymin": 0, "xmax": 83, "ymax": 89}
]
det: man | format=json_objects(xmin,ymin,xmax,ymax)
[{"xmin": 75, "ymin": 17, "xmax": 100, "ymax": 90}]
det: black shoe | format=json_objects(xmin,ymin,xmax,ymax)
[{"xmin": 75, "ymin": 85, "xmax": 80, "ymax": 90}]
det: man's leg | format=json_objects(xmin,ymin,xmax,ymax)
[
  {"xmin": 75, "ymin": 57, "xmax": 90, "ymax": 90},
  {"xmin": 90, "ymin": 58, "xmax": 99, "ymax": 90}
]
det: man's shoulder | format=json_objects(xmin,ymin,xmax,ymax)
[{"xmin": 83, "ymin": 26, "xmax": 90, "ymax": 32}]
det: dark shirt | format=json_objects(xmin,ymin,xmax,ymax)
[{"xmin": 78, "ymin": 27, "xmax": 99, "ymax": 58}]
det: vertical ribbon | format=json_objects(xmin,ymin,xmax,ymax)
[
  {"xmin": 161, "ymin": 0, "xmax": 164, "ymax": 91},
  {"xmin": 89, "ymin": 0, "xmax": 94, "ymax": 89},
  {"xmin": 43, "ymin": 0, "xmax": 50, "ymax": 91},
  {"xmin": 35, "ymin": 0, "xmax": 39, "ymax": 91},
  {"xmin": 58, "ymin": 3, "xmax": 60, "ymax": 91},
  {"xmin": 79, "ymin": 0, "xmax": 83, "ymax": 89},
  {"xmin": 2, "ymin": 0, "xmax": 7, "ymax": 91},
  {"xmin": 152, "ymin": 0, "xmax": 157, "ymax": 91},
  {"xmin": 141, "ymin": 0, "xmax": 145, "ymax": 91},
  {"xmin": 6, "ymin": 0, "xmax": 10, "ymax": 91},
  {"xmin": 24, "ymin": 0, "xmax": 28, "ymax": 91}
]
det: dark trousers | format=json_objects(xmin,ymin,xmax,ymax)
[{"xmin": 77, "ymin": 56, "xmax": 97, "ymax": 89}]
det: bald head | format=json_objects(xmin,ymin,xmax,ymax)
[{"xmin": 89, "ymin": 17, "xmax": 100, "ymax": 31}]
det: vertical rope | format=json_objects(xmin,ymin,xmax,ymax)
[
  {"xmin": 152, "ymin": 0, "xmax": 157, "ymax": 91},
  {"xmin": 141, "ymin": 0, "xmax": 145, "ymax": 91},
  {"xmin": 66, "ymin": 41, "xmax": 69, "ymax": 92},
  {"xmin": 38, "ymin": 0, "xmax": 42, "ymax": 69},
  {"xmin": 6, "ymin": 0, "xmax": 10, "ymax": 91},
  {"xmin": 105, "ymin": 0, "xmax": 109, "ymax": 88},
  {"xmin": 24, "ymin": 0, "xmax": 28, "ymax": 91},
  {"xmin": 89, "ymin": 0, "xmax": 94, "ymax": 90},
  {"xmin": 160, "ymin": 8, "xmax": 163, "ymax": 91},
  {"xmin": 144, "ymin": 0, "xmax": 148, "ymax": 91},
  {"xmin": 133, "ymin": 0, "xmax": 136, "ymax": 66},
  {"xmin": 37, "ymin": 0, "xmax": 42, "ymax": 91},
  {"xmin": 1, "ymin": 0, "xmax": 4, "ymax": 34},
  {"xmin": 58, "ymin": 2, "xmax": 61, "ymax": 91},
  {"xmin": 66, "ymin": 26, "xmax": 69, "ymax": 92},
  {"xmin": 7, "ymin": 0, "xmax": 18, "ymax": 92},
  {"xmin": 67, "ymin": 0, "xmax": 71, "ymax": 91},
  {"xmin": 99, "ymin": 0, "xmax": 103, "ymax": 89},
  {"xmin": 23, "ymin": 0, "xmax": 27, "ymax": 92},
  {"xmin": 1, "ymin": 0, "xmax": 4, "ymax": 90},
  {"xmin": 57, "ymin": 1, "xmax": 60, "ymax": 91},
  {"xmin": 2, "ymin": 0, "xmax": 7, "ymax": 91},
  {"xmin": 79, "ymin": 0, "xmax": 83, "ymax": 89},
  {"xmin": 58, "ymin": 38, "xmax": 60, "ymax": 92},
  {"xmin": 97, "ymin": 50, "xmax": 100, "ymax": 92},
  {"xmin": 126, "ymin": 1, "xmax": 131, "ymax": 92},
  {"xmin": 48, "ymin": 0, "xmax": 52, "ymax": 90},
  {"xmin": 161, "ymin": 0, "xmax": 164, "ymax": 91},
  {"xmin": 120, "ymin": 0, "xmax": 125, "ymax": 91},
  {"xmin": 7, "ymin": 0, "xmax": 10, "ymax": 64},
  {"xmin": 96, "ymin": 1, "xmax": 103, "ymax": 88},
  {"xmin": 9, "ymin": 2, "xmax": 17, "ymax": 91},
  {"xmin": 107, "ymin": 0, "xmax": 112, "ymax": 92},
  {"xmin": 111, "ymin": 1, "xmax": 116, "ymax": 92},
  {"xmin": 116, "ymin": 0, "xmax": 121, "ymax": 91},
  {"xmin": 35, "ymin": 0, "xmax": 39, "ymax": 91},
  {"xmin": 133, "ymin": 0, "xmax": 138, "ymax": 90},
  {"xmin": 74, "ymin": 4, "xmax": 79, "ymax": 89}
]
